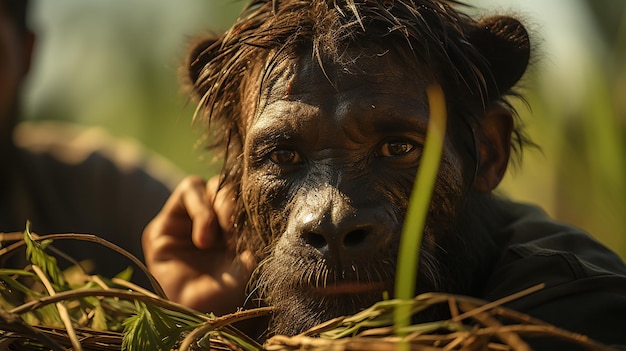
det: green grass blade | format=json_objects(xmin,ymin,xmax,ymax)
[
  {"xmin": 23, "ymin": 222, "xmax": 66, "ymax": 288},
  {"xmin": 393, "ymin": 85, "xmax": 447, "ymax": 339}
]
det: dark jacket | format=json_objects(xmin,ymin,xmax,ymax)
[{"xmin": 483, "ymin": 200, "xmax": 626, "ymax": 349}]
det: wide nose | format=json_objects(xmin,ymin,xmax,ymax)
[{"xmin": 290, "ymin": 185, "xmax": 389, "ymax": 260}]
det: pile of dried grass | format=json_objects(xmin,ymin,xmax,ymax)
[{"xmin": 0, "ymin": 228, "xmax": 617, "ymax": 351}]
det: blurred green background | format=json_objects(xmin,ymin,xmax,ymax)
[{"xmin": 22, "ymin": 1, "xmax": 625, "ymax": 258}]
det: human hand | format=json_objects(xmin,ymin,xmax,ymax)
[{"xmin": 142, "ymin": 175, "xmax": 255, "ymax": 316}]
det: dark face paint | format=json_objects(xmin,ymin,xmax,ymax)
[{"xmin": 240, "ymin": 52, "xmax": 473, "ymax": 335}]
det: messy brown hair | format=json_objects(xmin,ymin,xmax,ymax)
[{"xmin": 186, "ymin": 0, "xmax": 531, "ymax": 189}]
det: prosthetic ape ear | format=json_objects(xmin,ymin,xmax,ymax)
[
  {"xmin": 468, "ymin": 16, "xmax": 531, "ymax": 96},
  {"xmin": 185, "ymin": 34, "xmax": 223, "ymax": 98},
  {"xmin": 472, "ymin": 104, "xmax": 514, "ymax": 193},
  {"xmin": 466, "ymin": 16, "xmax": 530, "ymax": 192}
]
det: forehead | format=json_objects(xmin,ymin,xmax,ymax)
[
  {"xmin": 243, "ymin": 50, "xmax": 434, "ymax": 150},
  {"xmin": 255, "ymin": 49, "xmax": 432, "ymax": 123}
]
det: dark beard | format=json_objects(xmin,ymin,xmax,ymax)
[
  {"xmin": 263, "ymin": 287, "xmax": 391, "ymax": 336},
  {"xmin": 246, "ymin": 193, "xmax": 498, "ymax": 336},
  {"xmin": 252, "ymin": 238, "xmax": 398, "ymax": 336}
]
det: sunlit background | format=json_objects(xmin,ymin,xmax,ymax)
[{"xmin": 22, "ymin": 0, "xmax": 626, "ymax": 258}]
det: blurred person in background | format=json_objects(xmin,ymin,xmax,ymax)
[{"xmin": 0, "ymin": 0, "xmax": 183, "ymax": 284}]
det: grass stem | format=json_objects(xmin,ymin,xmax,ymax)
[{"xmin": 394, "ymin": 85, "xmax": 447, "ymax": 347}]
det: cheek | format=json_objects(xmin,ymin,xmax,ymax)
[
  {"xmin": 370, "ymin": 149, "xmax": 462, "ymax": 222},
  {"xmin": 438, "ymin": 143, "xmax": 466, "ymax": 194},
  {"xmin": 373, "ymin": 169, "xmax": 416, "ymax": 210},
  {"xmin": 240, "ymin": 167, "xmax": 294, "ymax": 239},
  {"xmin": 427, "ymin": 144, "xmax": 467, "ymax": 228}
]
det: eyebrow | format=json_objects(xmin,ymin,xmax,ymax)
[{"xmin": 353, "ymin": 103, "xmax": 429, "ymax": 138}]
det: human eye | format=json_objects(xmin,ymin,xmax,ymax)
[
  {"xmin": 379, "ymin": 140, "xmax": 416, "ymax": 157},
  {"xmin": 269, "ymin": 148, "xmax": 302, "ymax": 165}
]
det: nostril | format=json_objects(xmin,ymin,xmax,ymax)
[
  {"xmin": 304, "ymin": 232, "xmax": 327, "ymax": 250},
  {"xmin": 343, "ymin": 229, "xmax": 369, "ymax": 248}
]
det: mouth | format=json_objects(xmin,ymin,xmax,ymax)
[{"xmin": 313, "ymin": 281, "xmax": 389, "ymax": 295}]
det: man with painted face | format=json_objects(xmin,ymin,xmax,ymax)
[{"xmin": 142, "ymin": 0, "xmax": 626, "ymax": 349}]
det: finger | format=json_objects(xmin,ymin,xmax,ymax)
[
  {"xmin": 207, "ymin": 176, "xmax": 237, "ymax": 237},
  {"xmin": 162, "ymin": 176, "xmax": 208, "ymax": 218},
  {"xmin": 192, "ymin": 175, "xmax": 236, "ymax": 249},
  {"xmin": 162, "ymin": 176, "xmax": 216, "ymax": 248}
]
